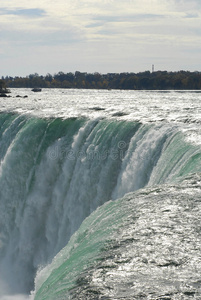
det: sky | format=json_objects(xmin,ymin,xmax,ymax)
[{"xmin": 0, "ymin": 0, "xmax": 201, "ymax": 77}]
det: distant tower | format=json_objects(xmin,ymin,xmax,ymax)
[{"xmin": 152, "ymin": 64, "xmax": 154, "ymax": 73}]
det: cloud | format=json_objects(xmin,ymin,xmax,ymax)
[
  {"xmin": 91, "ymin": 13, "xmax": 165, "ymax": 23},
  {"xmin": 0, "ymin": 0, "xmax": 201, "ymax": 76},
  {"xmin": 0, "ymin": 8, "xmax": 46, "ymax": 18},
  {"xmin": 170, "ymin": 0, "xmax": 201, "ymax": 11},
  {"xmin": 184, "ymin": 13, "xmax": 199, "ymax": 18},
  {"xmin": 0, "ymin": 29, "xmax": 80, "ymax": 47}
]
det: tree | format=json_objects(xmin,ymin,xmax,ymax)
[
  {"xmin": 0, "ymin": 80, "xmax": 5, "ymax": 91},
  {"xmin": 0, "ymin": 79, "xmax": 10, "ymax": 96}
]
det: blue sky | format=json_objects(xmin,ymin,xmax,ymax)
[{"xmin": 0, "ymin": 0, "xmax": 201, "ymax": 76}]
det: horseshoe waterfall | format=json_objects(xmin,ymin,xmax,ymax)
[{"xmin": 0, "ymin": 89, "xmax": 200, "ymax": 299}]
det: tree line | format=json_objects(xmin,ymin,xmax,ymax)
[{"xmin": 2, "ymin": 70, "xmax": 201, "ymax": 90}]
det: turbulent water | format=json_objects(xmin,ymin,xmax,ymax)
[{"xmin": 0, "ymin": 89, "xmax": 200, "ymax": 299}]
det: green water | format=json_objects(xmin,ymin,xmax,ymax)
[{"xmin": 0, "ymin": 112, "xmax": 200, "ymax": 298}]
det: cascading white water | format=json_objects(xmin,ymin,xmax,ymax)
[
  {"xmin": 112, "ymin": 124, "xmax": 176, "ymax": 198},
  {"xmin": 0, "ymin": 114, "xmax": 140, "ymax": 295}
]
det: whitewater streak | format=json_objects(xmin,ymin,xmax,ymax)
[{"xmin": 0, "ymin": 89, "xmax": 200, "ymax": 299}]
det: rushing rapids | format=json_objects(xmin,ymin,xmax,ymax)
[{"xmin": 0, "ymin": 89, "xmax": 200, "ymax": 299}]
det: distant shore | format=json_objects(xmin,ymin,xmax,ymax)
[{"xmin": 2, "ymin": 70, "xmax": 201, "ymax": 90}]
